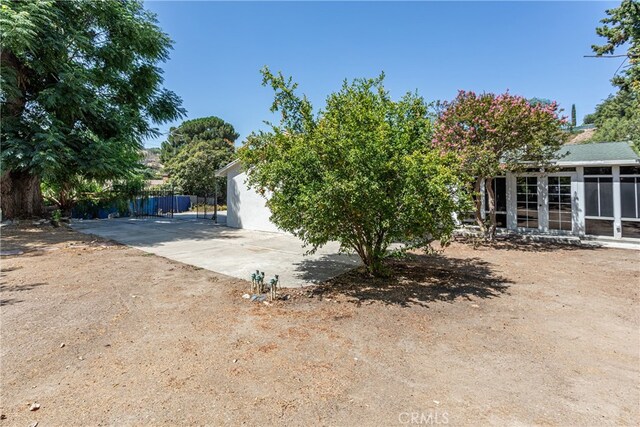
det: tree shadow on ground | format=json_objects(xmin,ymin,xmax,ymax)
[
  {"xmin": 313, "ymin": 253, "xmax": 511, "ymax": 307},
  {"xmin": 293, "ymin": 253, "xmax": 362, "ymax": 284},
  {"xmin": 0, "ymin": 298, "xmax": 24, "ymax": 307},
  {"xmin": 0, "ymin": 282, "xmax": 47, "ymax": 292},
  {"xmin": 1, "ymin": 224, "xmax": 122, "ymax": 255},
  {"xmin": 455, "ymin": 235, "xmax": 602, "ymax": 253}
]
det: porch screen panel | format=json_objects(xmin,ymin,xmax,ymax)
[
  {"xmin": 620, "ymin": 173, "xmax": 640, "ymax": 238},
  {"xmin": 621, "ymin": 177, "xmax": 638, "ymax": 218},
  {"xmin": 586, "ymin": 219, "xmax": 614, "ymax": 236},
  {"xmin": 484, "ymin": 177, "xmax": 507, "ymax": 228},
  {"xmin": 585, "ymin": 178, "xmax": 599, "ymax": 216},
  {"xmin": 584, "ymin": 174, "xmax": 614, "ymax": 237},
  {"xmin": 599, "ymin": 178, "xmax": 614, "ymax": 217},
  {"xmin": 622, "ymin": 221, "xmax": 640, "ymax": 238}
]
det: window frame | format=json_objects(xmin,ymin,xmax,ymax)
[
  {"xmin": 483, "ymin": 176, "xmax": 507, "ymax": 228},
  {"xmin": 584, "ymin": 172, "xmax": 614, "ymax": 220},
  {"xmin": 547, "ymin": 175, "xmax": 573, "ymax": 232},
  {"xmin": 515, "ymin": 175, "xmax": 539, "ymax": 229},
  {"xmin": 620, "ymin": 173, "xmax": 640, "ymax": 222}
]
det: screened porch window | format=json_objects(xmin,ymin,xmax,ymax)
[
  {"xmin": 584, "ymin": 168, "xmax": 614, "ymax": 236},
  {"xmin": 484, "ymin": 177, "xmax": 507, "ymax": 228},
  {"xmin": 620, "ymin": 167, "xmax": 640, "ymax": 239}
]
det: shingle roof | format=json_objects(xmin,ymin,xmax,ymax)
[{"xmin": 555, "ymin": 141, "xmax": 639, "ymax": 164}]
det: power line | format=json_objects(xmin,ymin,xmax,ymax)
[
  {"xmin": 583, "ymin": 54, "xmax": 639, "ymax": 58},
  {"xmin": 613, "ymin": 57, "xmax": 629, "ymax": 78}
]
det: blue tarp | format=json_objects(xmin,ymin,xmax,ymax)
[
  {"xmin": 72, "ymin": 195, "xmax": 192, "ymax": 219},
  {"xmin": 130, "ymin": 196, "xmax": 191, "ymax": 215}
]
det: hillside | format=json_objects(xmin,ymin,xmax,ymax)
[
  {"xmin": 565, "ymin": 127, "xmax": 596, "ymax": 145},
  {"xmin": 142, "ymin": 148, "xmax": 165, "ymax": 177}
]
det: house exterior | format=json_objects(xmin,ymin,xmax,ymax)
[
  {"xmin": 482, "ymin": 141, "xmax": 640, "ymax": 240},
  {"xmin": 215, "ymin": 159, "xmax": 281, "ymax": 233},
  {"xmin": 217, "ymin": 141, "xmax": 640, "ymax": 240}
]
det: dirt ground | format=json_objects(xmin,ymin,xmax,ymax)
[{"xmin": 1, "ymin": 225, "xmax": 638, "ymax": 426}]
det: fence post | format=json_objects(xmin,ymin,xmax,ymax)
[{"xmin": 213, "ymin": 178, "xmax": 218, "ymax": 223}]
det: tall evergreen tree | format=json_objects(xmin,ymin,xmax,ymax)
[
  {"xmin": 588, "ymin": 0, "xmax": 639, "ymax": 148},
  {"xmin": 571, "ymin": 104, "xmax": 577, "ymax": 127}
]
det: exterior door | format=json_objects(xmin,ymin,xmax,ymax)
[
  {"xmin": 547, "ymin": 175, "xmax": 573, "ymax": 232},
  {"xmin": 516, "ymin": 176, "xmax": 540, "ymax": 230}
]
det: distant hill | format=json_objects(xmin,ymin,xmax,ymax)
[
  {"xmin": 141, "ymin": 148, "xmax": 164, "ymax": 177},
  {"xmin": 565, "ymin": 127, "xmax": 596, "ymax": 145}
]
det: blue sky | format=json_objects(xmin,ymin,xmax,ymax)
[{"xmin": 144, "ymin": 1, "xmax": 625, "ymax": 148}]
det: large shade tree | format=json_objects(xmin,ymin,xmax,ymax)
[
  {"xmin": 166, "ymin": 140, "xmax": 236, "ymax": 196},
  {"xmin": 161, "ymin": 116, "xmax": 238, "ymax": 196},
  {"xmin": 588, "ymin": 0, "xmax": 639, "ymax": 148},
  {"xmin": 433, "ymin": 91, "xmax": 567, "ymax": 240},
  {"xmin": 0, "ymin": 0, "xmax": 184, "ymax": 218},
  {"xmin": 239, "ymin": 68, "xmax": 468, "ymax": 276},
  {"xmin": 160, "ymin": 116, "xmax": 238, "ymax": 165}
]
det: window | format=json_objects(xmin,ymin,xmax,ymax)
[
  {"xmin": 484, "ymin": 177, "xmax": 507, "ymax": 228},
  {"xmin": 584, "ymin": 168, "xmax": 614, "ymax": 237},
  {"xmin": 584, "ymin": 167, "xmax": 612, "ymax": 175},
  {"xmin": 620, "ymin": 167, "xmax": 640, "ymax": 239},
  {"xmin": 516, "ymin": 177, "xmax": 538, "ymax": 229},
  {"xmin": 584, "ymin": 177, "xmax": 613, "ymax": 217},
  {"xmin": 621, "ymin": 177, "xmax": 639, "ymax": 219},
  {"xmin": 586, "ymin": 219, "xmax": 614, "ymax": 236},
  {"xmin": 620, "ymin": 166, "xmax": 640, "ymax": 175},
  {"xmin": 548, "ymin": 176, "xmax": 572, "ymax": 231},
  {"xmin": 622, "ymin": 221, "xmax": 640, "ymax": 239}
]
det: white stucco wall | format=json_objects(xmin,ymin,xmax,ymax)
[{"xmin": 225, "ymin": 163, "xmax": 282, "ymax": 233}]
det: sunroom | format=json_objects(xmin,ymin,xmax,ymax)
[{"xmin": 481, "ymin": 141, "xmax": 640, "ymax": 240}]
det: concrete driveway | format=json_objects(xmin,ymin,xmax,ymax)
[{"xmin": 70, "ymin": 213, "xmax": 360, "ymax": 287}]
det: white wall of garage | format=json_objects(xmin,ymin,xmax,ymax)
[{"xmin": 225, "ymin": 162, "xmax": 282, "ymax": 233}]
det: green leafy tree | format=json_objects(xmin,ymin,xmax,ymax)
[
  {"xmin": 571, "ymin": 104, "xmax": 577, "ymax": 127},
  {"xmin": 161, "ymin": 117, "xmax": 238, "ymax": 196},
  {"xmin": 239, "ymin": 68, "xmax": 469, "ymax": 276},
  {"xmin": 588, "ymin": 0, "xmax": 639, "ymax": 149},
  {"xmin": 591, "ymin": 0, "xmax": 639, "ymax": 92},
  {"xmin": 433, "ymin": 91, "xmax": 567, "ymax": 240},
  {"xmin": 528, "ymin": 98, "xmax": 553, "ymax": 107},
  {"xmin": 589, "ymin": 91, "xmax": 639, "ymax": 145},
  {"xmin": 0, "ymin": 0, "xmax": 185, "ymax": 218},
  {"xmin": 167, "ymin": 140, "xmax": 235, "ymax": 196},
  {"xmin": 160, "ymin": 116, "xmax": 238, "ymax": 164},
  {"xmin": 583, "ymin": 113, "xmax": 596, "ymax": 125}
]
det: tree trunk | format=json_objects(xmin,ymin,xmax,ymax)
[
  {"xmin": 473, "ymin": 178, "xmax": 487, "ymax": 236},
  {"xmin": 57, "ymin": 181, "xmax": 75, "ymax": 217},
  {"xmin": 1, "ymin": 170, "xmax": 44, "ymax": 219},
  {"xmin": 485, "ymin": 177, "xmax": 497, "ymax": 241},
  {"xmin": 352, "ymin": 238, "xmax": 387, "ymax": 277}
]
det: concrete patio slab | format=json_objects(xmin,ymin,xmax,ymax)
[{"xmin": 70, "ymin": 213, "xmax": 360, "ymax": 287}]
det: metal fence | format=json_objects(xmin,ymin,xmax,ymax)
[
  {"xmin": 130, "ymin": 187, "xmax": 187, "ymax": 219},
  {"xmin": 191, "ymin": 192, "xmax": 222, "ymax": 221},
  {"xmin": 71, "ymin": 185, "xmax": 219, "ymax": 221}
]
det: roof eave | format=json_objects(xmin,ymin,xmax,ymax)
[
  {"xmin": 553, "ymin": 159, "xmax": 640, "ymax": 166},
  {"xmin": 215, "ymin": 159, "xmax": 240, "ymax": 177}
]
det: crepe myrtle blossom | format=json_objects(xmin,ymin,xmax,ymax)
[{"xmin": 433, "ymin": 90, "xmax": 567, "ymax": 240}]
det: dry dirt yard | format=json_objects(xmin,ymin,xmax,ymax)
[{"xmin": 1, "ymin": 225, "xmax": 638, "ymax": 426}]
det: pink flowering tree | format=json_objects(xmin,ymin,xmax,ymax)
[{"xmin": 433, "ymin": 91, "xmax": 567, "ymax": 240}]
